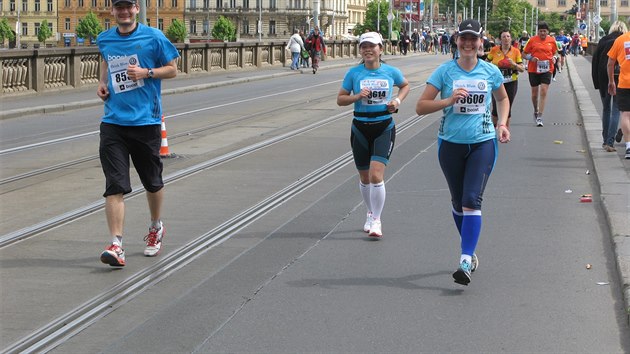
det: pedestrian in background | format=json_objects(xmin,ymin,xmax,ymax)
[
  {"xmin": 299, "ymin": 30, "xmax": 310, "ymax": 68},
  {"xmin": 592, "ymin": 21, "xmax": 627, "ymax": 152},
  {"xmin": 286, "ymin": 29, "xmax": 304, "ymax": 70},
  {"xmin": 607, "ymin": 19, "xmax": 630, "ymax": 159},
  {"xmin": 96, "ymin": 0, "xmax": 179, "ymax": 267},
  {"xmin": 486, "ymin": 29, "xmax": 525, "ymax": 128},
  {"xmin": 336, "ymin": 32, "xmax": 410, "ymax": 238},
  {"xmin": 400, "ymin": 30, "xmax": 410, "ymax": 55},
  {"xmin": 415, "ymin": 19, "xmax": 510, "ymax": 286},
  {"xmin": 306, "ymin": 27, "xmax": 326, "ymax": 74}
]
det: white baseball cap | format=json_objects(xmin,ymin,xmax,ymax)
[{"xmin": 359, "ymin": 32, "xmax": 383, "ymax": 46}]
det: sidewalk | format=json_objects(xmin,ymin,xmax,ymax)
[{"xmin": 567, "ymin": 54, "xmax": 630, "ymax": 317}]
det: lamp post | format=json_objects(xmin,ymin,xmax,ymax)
[
  {"xmin": 387, "ymin": 6, "xmax": 393, "ymax": 41},
  {"xmin": 16, "ymin": 2, "xmax": 21, "ymax": 49},
  {"xmin": 454, "ymin": 0, "xmax": 457, "ymax": 27},
  {"xmin": 258, "ymin": 0, "xmax": 262, "ymax": 42},
  {"xmin": 377, "ymin": 0, "xmax": 380, "ymax": 33}
]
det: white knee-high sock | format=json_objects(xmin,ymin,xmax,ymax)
[
  {"xmin": 360, "ymin": 181, "xmax": 372, "ymax": 213},
  {"xmin": 370, "ymin": 182, "xmax": 386, "ymax": 220}
]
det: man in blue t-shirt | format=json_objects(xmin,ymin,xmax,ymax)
[{"xmin": 96, "ymin": 0, "xmax": 179, "ymax": 267}]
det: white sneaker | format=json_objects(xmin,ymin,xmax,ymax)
[
  {"xmin": 536, "ymin": 117, "xmax": 544, "ymax": 127},
  {"xmin": 144, "ymin": 223, "xmax": 165, "ymax": 257},
  {"xmin": 363, "ymin": 212, "xmax": 374, "ymax": 233},
  {"xmin": 368, "ymin": 219, "xmax": 382, "ymax": 238}
]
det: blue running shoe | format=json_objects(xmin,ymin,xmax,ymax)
[{"xmin": 453, "ymin": 259, "xmax": 472, "ymax": 285}]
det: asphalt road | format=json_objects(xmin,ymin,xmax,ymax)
[{"xmin": 0, "ymin": 53, "xmax": 629, "ymax": 353}]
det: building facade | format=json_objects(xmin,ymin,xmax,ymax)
[
  {"xmin": 184, "ymin": 0, "xmax": 348, "ymax": 42},
  {"xmin": 1, "ymin": 0, "xmax": 351, "ymax": 48}
]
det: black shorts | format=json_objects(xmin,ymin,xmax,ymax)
[
  {"xmin": 350, "ymin": 118, "xmax": 396, "ymax": 170},
  {"xmin": 99, "ymin": 122, "xmax": 164, "ymax": 197},
  {"xmin": 528, "ymin": 72, "xmax": 552, "ymax": 87},
  {"xmin": 617, "ymin": 88, "xmax": 630, "ymax": 111}
]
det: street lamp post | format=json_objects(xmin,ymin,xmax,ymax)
[
  {"xmin": 387, "ymin": 5, "xmax": 393, "ymax": 42},
  {"xmin": 16, "ymin": 2, "xmax": 21, "ymax": 49},
  {"xmin": 454, "ymin": 0, "xmax": 457, "ymax": 27},
  {"xmin": 258, "ymin": 0, "xmax": 262, "ymax": 42},
  {"xmin": 377, "ymin": 0, "xmax": 380, "ymax": 33}
]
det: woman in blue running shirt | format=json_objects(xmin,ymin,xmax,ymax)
[
  {"xmin": 415, "ymin": 19, "xmax": 511, "ymax": 286},
  {"xmin": 337, "ymin": 32, "xmax": 410, "ymax": 239}
]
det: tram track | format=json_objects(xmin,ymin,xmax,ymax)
[
  {"xmin": 1, "ymin": 112, "xmax": 428, "ymax": 354},
  {"xmin": 0, "ymin": 82, "xmax": 426, "ymax": 247},
  {"xmin": 0, "ymin": 68, "xmax": 431, "ymax": 187},
  {"xmin": 0, "ymin": 109, "xmax": 352, "ymax": 249},
  {"xmin": 0, "ymin": 90, "xmax": 341, "ymax": 187}
]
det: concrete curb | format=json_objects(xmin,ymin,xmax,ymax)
[{"xmin": 567, "ymin": 55, "xmax": 630, "ymax": 318}]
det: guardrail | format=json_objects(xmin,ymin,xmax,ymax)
[{"xmin": 0, "ymin": 39, "xmax": 384, "ymax": 96}]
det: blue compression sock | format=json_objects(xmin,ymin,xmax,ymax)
[
  {"xmin": 452, "ymin": 208, "xmax": 463, "ymax": 236},
  {"xmin": 461, "ymin": 210, "xmax": 482, "ymax": 256}
]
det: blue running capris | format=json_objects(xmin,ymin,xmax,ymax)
[
  {"xmin": 350, "ymin": 118, "xmax": 396, "ymax": 170},
  {"xmin": 437, "ymin": 138, "xmax": 497, "ymax": 211}
]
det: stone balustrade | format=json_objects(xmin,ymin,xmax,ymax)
[{"xmin": 0, "ymin": 40, "xmax": 377, "ymax": 96}]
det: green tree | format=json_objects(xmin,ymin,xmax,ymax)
[
  {"xmin": 353, "ymin": 0, "xmax": 400, "ymax": 40},
  {"xmin": 212, "ymin": 16, "xmax": 236, "ymax": 41},
  {"xmin": 166, "ymin": 18, "xmax": 187, "ymax": 43},
  {"xmin": 537, "ymin": 12, "xmax": 569, "ymax": 33},
  {"xmin": 37, "ymin": 20, "xmax": 53, "ymax": 46},
  {"xmin": 0, "ymin": 18, "xmax": 15, "ymax": 47},
  {"xmin": 600, "ymin": 19, "xmax": 611, "ymax": 35},
  {"xmin": 486, "ymin": 0, "xmax": 532, "ymax": 38},
  {"xmin": 76, "ymin": 11, "xmax": 103, "ymax": 45}
]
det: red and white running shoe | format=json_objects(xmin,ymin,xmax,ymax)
[{"xmin": 100, "ymin": 244, "xmax": 126, "ymax": 267}]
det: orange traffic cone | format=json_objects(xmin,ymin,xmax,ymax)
[{"xmin": 159, "ymin": 115, "xmax": 174, "ymax": 158}]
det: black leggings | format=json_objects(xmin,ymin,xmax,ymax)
[{"xmin": 491, "ymin": 80, "xmax": 518, "ymax": 120}]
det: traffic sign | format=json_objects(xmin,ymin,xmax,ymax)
[
  {"xmin": 579, "ymin": 23, "xmax": 587, "ymax": 30},
  {"xmin": 593, "ymin": 15, "xmax": 601, "ymax": 25}
]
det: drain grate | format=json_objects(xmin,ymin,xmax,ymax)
[{"xmin": 552, "ymin": 122, "xmax": 583, "ymax": 126}]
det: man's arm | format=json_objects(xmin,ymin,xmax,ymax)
[
  {"xmin": 607, "ymin": 57, "xmax": 617, "ymax": 96},
  {"xmin": 96, "ymin": 59, "xmax": 109, "ymax": 101}
]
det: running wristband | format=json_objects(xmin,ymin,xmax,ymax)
[
  {"xmin": 394, "ymin": 97, "xmax": 401, "ymax": 105},
  {"xmin": 498, "ymin": 124, "xmax": 507, "ymax": 128}
]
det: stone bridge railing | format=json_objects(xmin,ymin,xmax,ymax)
[{"xmin": 0, "ymin": 40, "xmax": 384, "ymax": 96}]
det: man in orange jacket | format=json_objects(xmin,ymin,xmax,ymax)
[{"xmin": 522, "ymin": 21, "xmax": 557, "ymax": 127}]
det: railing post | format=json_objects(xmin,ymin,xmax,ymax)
[
  {"xmin": 32, "ymin": 50, "xmax": 45, "ymax": 93},
  {"xmin": 204, "ymin": 43, "xmax": 211, "ymax": 71},
  {"xmin": 183, "ymin": 44, "xmax": 193, "ymax": 74},
  {"xmin": 255, "ymin": 42, "xmax": 262, "ymax": 68},
  {"xmin": 238, "ymin": 42, "xmax": 244, "ymax": 68},
  {"xmin": 222, "ymin": 43, "xmax": 229, "ymax": 70},
  {"xmin": 70, "ymin": 48, "xmax": 81, "ymax": 88}
]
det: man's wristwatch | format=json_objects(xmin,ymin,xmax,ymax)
[{"xmin": 147, "ymin": 68, "xmax": 154, "ymax": 78}]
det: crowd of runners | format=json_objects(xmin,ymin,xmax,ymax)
[{"xmin": 95, "ymin": 1, "xmax": 629, "ymax": 290}]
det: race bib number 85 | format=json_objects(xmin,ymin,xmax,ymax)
[{"xmin": 108, "ymin": 54, "xmax": 144, "ymax": 94}]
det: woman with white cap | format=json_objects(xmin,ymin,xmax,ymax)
[
  {"xmin": 337, "ymin": 32, "xmax": 410, "ymax": 238},
  {"xmin": 415, "ymin": 19, "xmax": 511, "ymax": 286}
]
